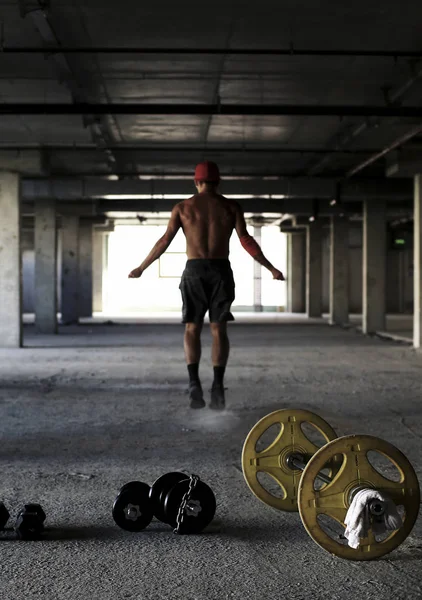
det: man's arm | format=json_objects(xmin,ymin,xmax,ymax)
[
  {"xmin": 234, "ymin": 202, "xmax": 285, "ymax": 280},
  {"xmin": 129, "ymin": 204, "xmax": 182, "ymax": 278}
]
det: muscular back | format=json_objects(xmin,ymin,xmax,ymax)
[
  {"xmin": 178, "ymin": 192, "xmax": 237, "ymax": 259},
  {"xmin": 130, "ymin": 189, "xmax": 282, "ymax": 279}
]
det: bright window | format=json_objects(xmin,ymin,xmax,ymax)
[{"xmin": 104, "ymin": 223, "xmax": 286, "ymax": 313}]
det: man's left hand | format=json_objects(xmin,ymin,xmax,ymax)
[{"xmin": 128, "ymin": 267, "xmax": 143, "ymax": 279}]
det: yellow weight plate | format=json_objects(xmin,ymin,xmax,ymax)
[
  {"xmin": 298, "ymin": 434, "xmax": 421, "ymax": 561},
  {"xmin": 242, "ymin": 409, "xmax": 338, "ymax": 512}
]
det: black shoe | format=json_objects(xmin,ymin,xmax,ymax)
[
  {"xmin": 210, "ymin": 385, "xmax": 226, "ymax": 411},
  {"xmin": 187, "ymin": 381, "xmax": 205, "ymax": 409}
]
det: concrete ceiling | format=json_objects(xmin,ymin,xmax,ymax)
[{"xmin": 1, "ymin": 0, "xmax": 422, "ymax": 189}]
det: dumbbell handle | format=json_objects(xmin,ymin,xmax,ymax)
[{"xmin": 286, "ymin": 452, "xmax": 386, "ymax": 516}]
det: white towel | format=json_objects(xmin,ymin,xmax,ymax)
[{"xmin": 343, "ymin": 488, "xmax": 402, "ymax": 549}]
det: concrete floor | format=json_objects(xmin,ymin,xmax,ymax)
[
  {"xmin": 22, "ymin": 311, "xmax": 415, "ymax": 344},
  {"xmin": 1, "ymin": 321, "xmax": 421, "ymax": 599}
]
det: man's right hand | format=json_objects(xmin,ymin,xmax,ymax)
[{"xmin": 271, "ymin": 268, "xmax": 285, "ymax": 281}]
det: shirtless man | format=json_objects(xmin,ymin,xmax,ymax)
[{"xmin": 128, "ymin": 161, "xmax": 285, "ymax": 410}]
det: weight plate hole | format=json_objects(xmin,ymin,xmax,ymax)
[
  {"xmin": 256, "ymin": 471, "xmax": 286, "ymax": 499},
  {"xmin": 366, "ymin": 451, "xmax": 402, "ymax": 482},
  {"xmin": 374, "ymin": 530, "xmax": 392, "ymax": 542},
  {"xmin": 255, "ymin": 423, "xmax": 282, "ymax": 453},
  {"xmin": 374, "ymin": 505, "xmax": 405, "ymax": 542},
  {"xmin": 300, "ymin": 422, "xmax": 330, "ymax": 447},
  {"xmin": 313, "ymin": 455, "xmax": 344, "ymax": 491},
  {"xmin": 316, "ymin": 514, "xmax": 349, "ymax": 545}
]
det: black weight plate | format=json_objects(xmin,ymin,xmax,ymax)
[
  {"xmin": 149, "ymin": 472, "xmax": 188, "ymax": 523},
  {"xmin": 0, "ymin": 502, "xmax": 10, "ymax": 530},
  {"xmin": 15, "ymin": 513, "xmax": 44, "ymax": 540},
  {"xmin": 112, "ymin": 481, "xmax": 153, "ymax": 532},
  {"xmin": 22, "ymin": 503, "xmax": 46, "ymax": 524},
  {"xmin": 119, "ymin": 480, "xmax": 149, "ymax": 495},
  {"xmin": 163, "ymin": 479, "xmax": 216, "ymax": 534}
]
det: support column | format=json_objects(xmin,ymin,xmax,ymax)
[
  {"xmin": 414, "ymin": 175, "xmax": 422, "ymax": 348},
  {"xmin": 0, "ymin": 172, "xmax": 22, "ymax": 347},
  {"xmin": 78, "ymin": 220, "xmax": 93, "ymax": 318},
  {"xmin": 93, "ymin": 230, "xmax": 104, "ymax": 313},
  {"xmin": 306, "ymin": 221, "xmax": 323, "ymax": 317},
  {"xmin": 362, "ymin": 199, "xmax": 386, "ymax": 334},
  {"xmin": 34, "ymin": 199, "xmax": 57, "ymax": 333},
  {"xmin": 287, "ymin": 231, "xmax": 305, "ymax": 312},
  {"xmin": 329, "ymin": 216, "xmax": 349, "ymax": 325},
  {"xmin": 253, "ymin": 225, "xmax": 263, "ymax": 312},
  {"xmin": 61, "ymin": 215, "xmax": 79, "ymax": 324}
]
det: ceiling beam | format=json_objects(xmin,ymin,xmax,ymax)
[
  {"xmin": 0, "ymin": 150, "xmax": 46, "ymax": 176},
  {"xmin": 4, "ymin": 104, "xmax": 422, "ymax": 117},
  {"xmin": 3, "ymin": 46, "xmax": 422, "ymax": 58},
  {"xmin": 201, "ymin": 19, "xmax": 235, "ymax": 144},
  {"xmin": 21, "ymin": 176, "xmax": 412, "ymax": 201},
  {"xmin": 21, "ymin": 198, "xmax": 412, "ymax": 218},
  {"xmin": 20, "ymin": 3, "xmax": 123, "ymax": 174},
  {"xmin": 0, "ymin": 144, "xmax": 380, "ymax": 155}
]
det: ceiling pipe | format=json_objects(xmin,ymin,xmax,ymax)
[
  {"xmin": 307, "ymin": 61, "xmax": 422, "ymax": 175},
  {"xmin": 2, "ymin": 103, "xmax": 422, "ymax": 117},
  {"xmin": 345, "ymin": 123, "xmax": 422, "ymax": 178},
  {"xmin": 2, "ymin": 46, "xmax": 422, "ymax": 58}
]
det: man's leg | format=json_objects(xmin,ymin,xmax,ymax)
[
  {"xmin": 184, "ymin": 321, "xmax": 202, "ymax": 364},
  {"xmin": 209, "ymin": 322, "xmax": 230, "ymax": 410},
  {"xmin": 210, "ymin": 321, "xmax": 230, "ymax": 367},
  {"xmin": 184, "ymin": 322, "xmax": 205, "ymax": 409}
]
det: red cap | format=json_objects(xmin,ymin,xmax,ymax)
[{"xmin": 194, "ymin": 161, "xmax": 220, "ymax": 182}]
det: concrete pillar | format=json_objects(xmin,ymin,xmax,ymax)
[
  {"xmin": 287, "ymin": 232, "xmax": 305, "ymax": 312},
  {"xmin": 329, "ymin": 216, "xmax": 349, "ymax": 325},
  {"xmin": 306, "ymin": 221, "xmax": 323, "ymax": 317},
  {"xmin": 0, "ymin": 172, "xmax": 22, "ymax": 347},
  {"xmin": 93, "ymin": 230, "xmax": 104, "ymax": 313},
  {"xmin": 78, "ymin": 220, "xmax": 93, "ymax": 318},
  {"xmin": 34, "ymin": 199, "xmax": 57, "ymax": 333},
  {"xmin": 253, "ymin": 225, "xmax": 263, "ymax": 312},
  {"xmin": 61, "ymin": 215, "xmax": 79, "ymax": 324},
  {"xmin": 362, "ymin": 199, "xmax": 386, "ymax": 334},
  {"xmin": 414, "ymin": 175, "xmax": 422, "ymax": 348}
]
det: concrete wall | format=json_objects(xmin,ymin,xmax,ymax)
[
  {"xmin": 322, "ymin": 225, "xmax": 364, "ymax": 314},
  {"xmin": 321, "ymin": 223, "xmax": 414, "ymax": 314},
  {"xmin": 57, "ymin": 229, "xmax": 62, "ymax": 313},
  {"xmin": 22, "ymin": 230, "xmax": 62, "ymax": 314},
  {"xmin": 22, "ymin": 230, "xmax": 34, "ymax": 313},
  {"xmin": 22, "ymin": 250, "xmax": 35, "ymax": 313}
]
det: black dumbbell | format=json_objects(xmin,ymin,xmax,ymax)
[
  {"xmin": 15, "ymin": 504, "xmax": 46, "ymax": 540},
  {"xmin": 0, "ymin": 502, "xmax": 46, "ymax": 540},
  {"xmin": 0, "ymin": 502, "xmax": 10, "ymax": 530},
  {"xmin": 112, "ymin": 472, "xmax": 216, "ymax": 535},
  {"xmin": 112, "ymin": 473, "xmax": 188, "ymax": 532}
]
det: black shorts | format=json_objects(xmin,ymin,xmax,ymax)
[{"xmin": 179, "ymin": 259, "xmax": 235, "ymax": 324}]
